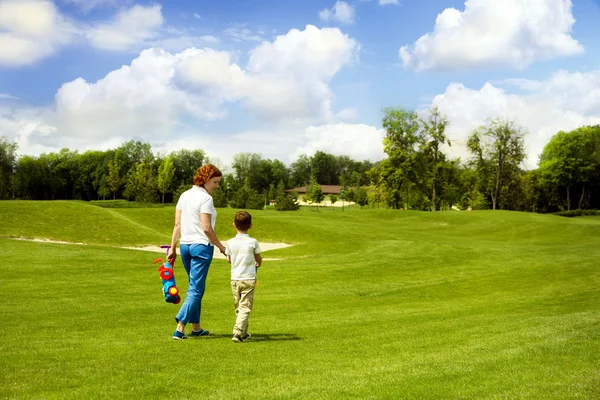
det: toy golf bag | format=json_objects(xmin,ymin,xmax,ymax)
[{"xmin": 154, "ymin": 245, "xmax": 181, "ymax": 304}]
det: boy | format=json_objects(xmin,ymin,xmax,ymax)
[{"xmin": 225, "ymin": 211, "xmax": 262, "ymax": 343}]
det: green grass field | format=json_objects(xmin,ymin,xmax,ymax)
[{"xmin": 1, "ymin": 201, "xmax": 599, "ymax": 399}]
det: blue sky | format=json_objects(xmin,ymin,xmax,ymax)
[{"xmin": 1, "ymin": 0, "xmax": 599, "ymax": 170}]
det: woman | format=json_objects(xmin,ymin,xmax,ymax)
[{"xmin": 167, "ymin": 164, "xmax": 226, "ymax": 340}]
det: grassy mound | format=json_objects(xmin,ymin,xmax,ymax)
[{"xmin": 0, "ymin": 201, "xmax": 599, "ymax": 399}]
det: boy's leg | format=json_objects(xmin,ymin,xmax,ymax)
[
  {"xmin": 231, "ymin": 281, "xmax": 241, "ymax": 334},
  {"xmin": 233, "ymin": 280, "xmax": 255, "ymax": 337}
]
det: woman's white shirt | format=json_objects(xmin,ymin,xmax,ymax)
[{"xmin": 176, "ymin": 186, "xmax": 217, "ymax": 245}]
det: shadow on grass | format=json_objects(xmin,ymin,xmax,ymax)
[{"xmin": 199, "ymin": 333, "xmax": 303, "ymax": 342}]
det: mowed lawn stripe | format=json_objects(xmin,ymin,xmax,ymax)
[{"xmin": 0, "ymin": 203, "xmax": 598, "ymax": 399}]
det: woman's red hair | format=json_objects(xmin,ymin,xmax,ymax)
[{"xmin": 193, "ymin": 164, "xmax": 222, "ymax": 187}]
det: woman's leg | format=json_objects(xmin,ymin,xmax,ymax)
[
  {"xmin": 174, "ymin": 244, "xmax": 192, "ymax": 333},
  {"xmin": 175, "ymin": 244, "xmax": 213, "ymax": 330}
]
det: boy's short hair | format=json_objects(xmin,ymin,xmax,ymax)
[{"xmin": 234, "ymin": 211, "xmax": 252, "ymax": 231}]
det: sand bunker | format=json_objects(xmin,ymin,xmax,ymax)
[
  {"xmin": 12, "ymin": 237, "xmax": 293, "ymax": 261},
  {"xmin": 122, "ymin": 242, "xmax": 292, "ymax": 261}
]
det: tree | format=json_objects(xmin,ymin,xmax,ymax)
[
  {"xmin": 307, "ymin": 183, "xmax": 325, "ymax": 211},
  {"xmin": 97, "ymin": 175, "xmax": 110, "ymax": 200},
  {"xmin": 0, "ymin": 136, "xmax": 18, "ymax": 199},
  {"xmin": 73, "ymin": 150, "xmax": 109, "ymax": 201},
  {"xmin": 378, "ymin": 107, "xmax": 422, "ymax": 209},
  {"xmin": 170, "ymin": 149, "xmax": 205, "ymax": 187},
  {"xmin": 366, "ymin": 162, "xmax": 387, "ymax": 208},
  {"xmin": 310, "ymin": 151, "xmax": 337, "ymax": 185},
  {"xmin": 230, "ymin": 184, "xmax": 264, "ymax": 210},
  {"xmin": 108, "ymin": 158, "xmax": 123, "ymax": 200},
  {"xmin": 467, "ymin": 118, "xmax": 526, "ymax": 210},
  {"xmin": 157, "ymin": 157, "xmax": 176, "ymax": 203},
  {"xmin": 275, "ymin": 193, "xmax": 300, "ymax": 211},
  {"xmin": 232, "ymin": 153, "xmax": 260, "ymax": 185},
  {"xmin": 16, "ymin": 156, "xmax": 37, "ymax": 200},
  {"xmin": 329, "ymin": 194, "xmax": 338, "ymax": 209},
  {"xmin": 117, "ymin": 140, "xmax": 153, "ymax": 165},
  {"xmin": 344, "ymin": 188, "xmax": 356, "ymax": 203},
  {"xmin": 438, "ymin": 158, "xmax": 462, "ymax": 210},
  {"xmin": 212, "ymin": 186, "xmax": 228, "ymax": 208},
  {"xmin": 125, "ymin": 162, "xmax": 157, "ymax": 202},
  {"xmin": 355, "ymin": 187, "xmax": 369, "ymax": 207},
  {"xmin": 36, "ymin": 149, "xmax": 76, "ymax": 200},
  {"xmin": 538, "ymin": 126, "xmax": 600, "ymax": 211},
  {"xmin": 290, "ymin": 153, "xmax": 311, "ymax": 187},
  {"xmin": 114, "ymin": 140, "xmax": 154, "ymax": 186},
  {"xmin": 420, "ymin": 106, "xmax": 450, "ymax": 211},
  {"xmin": 270, "ymin": 159, "xmax": 290, "ymax": 189}
]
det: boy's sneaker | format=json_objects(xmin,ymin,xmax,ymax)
[
  {"xmin": 232, "ymin": 334, "xmax": 244, "ymax": 343},
  {"xmin": 190, "ymin": 329, "xmax": 209, "ymax": 337},
  {"xmin": 172, "ymin": 330, "xmax": 188, "ymax": 340},
  {"xmin": 241, "ymin": 333, "xmax": 251, "ymax": 341}
]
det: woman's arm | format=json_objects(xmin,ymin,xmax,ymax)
[
  {"xmin": 201, "ymin": 213, "xmax": 226, "ymax": 254},
  {"xmin": 167, "ymin": 209, "xmax": 182, "ymax": 261}
]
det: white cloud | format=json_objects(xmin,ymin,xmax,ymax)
[
  {"xmin": 0, "ymin": 2, "xmax": 192, "ymax": 64},
  {"xmin": 179, "ymin": 24, "xmax": 359, "ymax": 122},
  {"xmin": 224, "ymin": 27, "xmax": 264, "ymax": 42},
  {"xmin": 59, "ymin": 0, "xmax": 123, "ymax": 12},
  {"xmin": 425, "ymin": 69, "xmax": 600, "ymax": 169},
  {"xmin": 319, "ymin": 1, "xmax": 355, "ymax": 25},
  {"xmin": 175, "ymin": 48, "xmax": 247, "ymax": 104},
  {"xmin": 0, "ymin": 93, "xmax": 19, "ymax": 99},
  {"xmin": 5, "ymin": 25, "xmax": 361, "ymax": 161},
  {"xmin": 296, "ymin": 123, "xmax": 386, "ymax": 162},
  {"xmin": 86, "ymin": 4, "xmax": 163, "ymax": 51},
  {"xmin": 147, "ymin": 35, "xmax": 220, "ymax": 52},
  {"xmin": 400, "ymin": 0, "xmax": 584, "ymax": 71},
  {"xmin": 0, "ymin": 0, "xmax": 78, "ymax": 67},
  {"xmin": 379, "ymin": 0, "xmax": 398, "ymax": 4},
  {"xmin": 153, "ymin": 122, "xmax": 386, "ymax": 169},
  {"xmin": 53, "ymin": 48, "xmax": 230, "ymax": 141},
  {"xmin": 241, "ymin": 25, "xmax": 358, "ymax": 121},
  {"xmin": 335, "ymin": 108, "xmax": 359, "ymax": 122},
  {"xmin": 0, "ymin": 104, "xmax": 63, "ymax": 155}
]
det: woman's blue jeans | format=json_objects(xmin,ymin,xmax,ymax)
[{"xmin": 175, "ymin": 243, "xmax": 214, "ymax": 325}]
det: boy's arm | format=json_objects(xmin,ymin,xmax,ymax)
[
  {"xmin": 254, "ymin": 240, "xmax": 262, "ymax": 267},
  {"xmin": 225, "ymin": 242, "xmax": 231, "ymax": 264}
]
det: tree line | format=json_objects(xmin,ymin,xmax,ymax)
[
  {"xmin": 1, "ymin": 106, "xmax": 598, "ymax": 213},
  {"xmin": 370, "ymin": 107, "xmax": 599, "ymax": 212},
  {"xmin": 0, "ymin": 138, "xmax": 373, "ymax": 207}
]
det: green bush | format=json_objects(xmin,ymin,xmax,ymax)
[
  {"xmin": 275, "ymin": 193, "xmax": 300, "ymax": 211},
  {"xmin": 230, "ymin": 185, "xmax": 265, "ymax": 210},
  {"xmin": 355, "ymin": 187, "xmax": 369, "ymax": 207},
  {"xmin": 344, "ymin": 188, "xmax": 355, "ymax": 202},
  {"xmin": 554, "ymin": 209, "xmax": 600, "ymax": 217},
  {"xmin": 173, "ymin": 183, "xmax": 190, "ymax": 205},
  {"xmin": 89, "ymin": 200, "xmax": 165, "ymax": 208},
  {"xmin": 458, "ymin": 190, "xmax": 489, "ymax": 210},
  {"xmin": 212, "ymin": 186, "xmax": 228, "ymax": 208}
]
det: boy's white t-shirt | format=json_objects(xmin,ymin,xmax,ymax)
[
  {"xmin": 225, "ymin": 234, "xmax": 261, "ymax": 280},
  {"xmin": 176, "ymin": 186, "xmax": 217, "ymax": 245}
]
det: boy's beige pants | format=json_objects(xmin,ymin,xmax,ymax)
[{"xmin": 231, "ymin": 280, "xmax": 255, "ymax": 336}]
